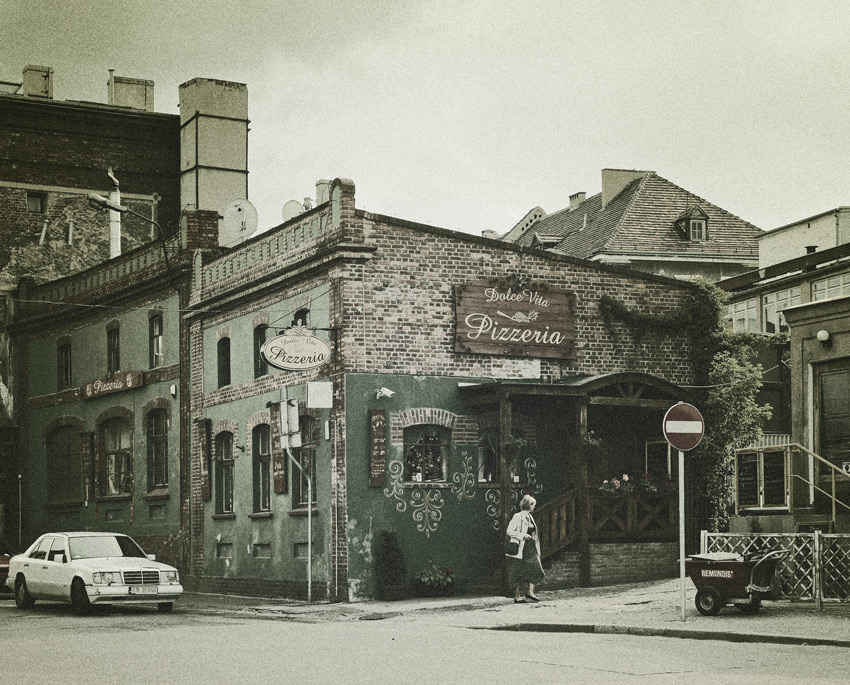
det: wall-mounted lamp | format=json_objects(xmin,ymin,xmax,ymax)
[
  {"xmin": 375, "ymin": 387, "xmax": 396, "ymax": 399},
  {"xmin": 816, "ymin": 329, "xmax": 831, "ymax": 346}
]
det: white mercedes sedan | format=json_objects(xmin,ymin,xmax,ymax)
[{"xmin": 6, "ymin": 531, "xmax": 182, "ymax": 614}]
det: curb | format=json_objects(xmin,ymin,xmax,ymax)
[{"xmin": 487, "ymin": 622, "xmax": 850, "ymax": 648}]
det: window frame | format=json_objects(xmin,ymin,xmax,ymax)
[
  {"xmin": 403, "ymin": 424, "xmax": 451, "ymax": 483},
  {"xmin": 102, "ymin": 417, "xmax": 132, "ymax": 496},
  {"xmin": 217, "ymin": 337, "xmax": 231, "ymax": 388},
  {"xmin": 812, "ymin": 272, "xmax": 850, "ymax": 302},
  {"xmin": 27, "ymin": 191, "xmax": 47, "ymax": 214},
  {"xmin": 689, "ymin": 218, "xmax": 707, "ymax": 241},
  {"xmin": 293, "ymin": 416, "xmax": 318, "ymax": 507},
  {"xmin": 57, "ymin": 340, "xmax": 72, "ymax": 390},
  {"xmin": 253, "ymin": 324, "xmax": 269, "ymax": 379},
  {"xmin": 252, "ymin": 424, "xmax": 271, "ymax": 513},
  {"xmin": 147, "ymin": 409, "xmax": 168, "ymax": 490},
  {"xmin": 762, "ymin": 287, "xmax": 801, "ymax": 334},
  {"xmin": 215, "ymin": 432, "xmax": 235, "ymax": 515},
  {"xmin": 106, "ymin": 325, "xmax": 120, "ymax": 375},
  {"xmin": 728, "ymin": 298, "xmax": 758, "ymax": 333},
  {"xmin": 149, "ymin": 314, "xmax": 164, "ymax": 368}
]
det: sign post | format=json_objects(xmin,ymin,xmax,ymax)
[{"xmin": 663, "ymin": 401, "xmax": 705, "ymax": 622}]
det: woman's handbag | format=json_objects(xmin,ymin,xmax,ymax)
[{"xmin": 505, "ymin": 537, "xmax": 520, "ymax": 556}]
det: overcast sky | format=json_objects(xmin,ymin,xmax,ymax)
[{"xmin": 4, "ymin": 0, "xmax": 849, "ymax": 236}]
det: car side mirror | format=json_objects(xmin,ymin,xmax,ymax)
[{"xmin": 147, "ymin": 554, "xmax": 156, "ymax": 561}]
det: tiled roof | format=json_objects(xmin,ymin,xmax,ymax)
[{"xmin": 512, "ymin": 172, "xmax": 762, "ymax": 260}]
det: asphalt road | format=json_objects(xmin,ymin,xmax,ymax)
[{"xmin": 2, "ymin": 594, "xmax": 848, "ymax": 684}]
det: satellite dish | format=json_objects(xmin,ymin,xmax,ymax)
[
  {"xmin": 281, "ymin": 199, "xmax": 304, "ymax": 223},
  {"xmin": 220, "ymin": 199, "xmax": 259, "ymax": 247}
]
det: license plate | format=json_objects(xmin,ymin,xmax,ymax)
[{"xmin": 129, "ymin": 586, "xmax": 158, "ymax": 595}]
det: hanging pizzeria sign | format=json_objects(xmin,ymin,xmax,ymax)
[
  {"xmin": 261, "ymin": 327, "xmax": 331, "ymax": 371},
  {"xmin": 454, "ymin": 278, "xmax": 576, "ymax": 360}
]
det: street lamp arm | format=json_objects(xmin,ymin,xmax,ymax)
[{"xmin": 87, "ymin": 194, "xmax": 178, "ymax": 292}]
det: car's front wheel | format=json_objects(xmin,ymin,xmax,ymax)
[
  {"xmin": 14, "ymin": 576, "xmax": 35, "ymax": 609},
  {"xmin": 71, "ymin": 578, "xmax": 92, "ymax": 615}
]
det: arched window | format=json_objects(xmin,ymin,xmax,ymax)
[
  {"xmin": 217, "ymin": 337, "xmax": 231, "ymax": 388},
  {"xmin": 102, "ymin": 418, "xmax": 132, "ymax": 496},
  {"xmin": 293, "ymin": 416, "xmax": 319, "ymax": 507},
  {"xmin": 215, "ymin": 432, "xmax": 235, "ymax": 515},
  {"xmin": 47, "ymin": 426, "xmax": 82, "ymax": 502},
  {"xmin": 292, "ymin": 308, "xmax": 310, "ymax": 328},
  {"xmin": 147, "ymin": 409, "xmax": 168, "ymax": 489},
  {"xmin": 252, "ymin": 424, "xmax": 271, "ymax": 512},
  {"xmin": 404, "ymin": 425, "xmax": 450, "ymax": 483},
  {"xmin": 254, "ymin": 324, "xmax": 268, "ymax": 378}
]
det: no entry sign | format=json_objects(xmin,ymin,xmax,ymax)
[{"xmin": 663, "ymin": 402, "xmax": 704, "ymax": 451}]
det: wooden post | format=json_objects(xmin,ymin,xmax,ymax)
[
  {"xmin": 578, "ymin": 402, "xmax": 591, "ymax": 586},
  {"xmin": 499, "ymin": 393, "xmax": 513, "ymax": 595}
]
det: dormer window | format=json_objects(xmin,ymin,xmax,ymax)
[
  {"xmin": 689, "ymin": 219, "xmax": 707, "ymax": 241},
  {"xmin": 674, "ymin": 206, "xmax": 709, "ymax": 242}
]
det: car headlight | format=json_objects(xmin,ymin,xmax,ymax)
[
  {"xmin": 92, "ymin": 571, "xmax": 121, "ymax": 585},
  {"xmin": 161, "ymin": 570, "xmax": 179, "ymax": 583}
]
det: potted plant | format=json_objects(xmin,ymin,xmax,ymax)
[
  {"xmin": 412, "ymin": 561, "xmax": 456, "ymax": 597},
  {"xmin": 376, "ymin": 531, "xmax": 407, "ymax": 600}
]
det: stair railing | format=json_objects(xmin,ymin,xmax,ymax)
[
  {"xmin": 535, "ymin": 486, "xmax": 580, "ymax": 560},
  {"xmin": 787, "ymin": 443, "xmax": 850, "ymax": 524}
]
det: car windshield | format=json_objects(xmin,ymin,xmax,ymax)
[{"xmin": 68, "ymin": 535, "xmax": 147, "ymax": 560}]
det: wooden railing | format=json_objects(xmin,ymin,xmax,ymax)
[
  {"xmin": 535, "ymin": 488, "xmax": 678, "ymax": 560},
  {"xmin": 589, "ymin": 490, "xmax": 678, "ymax": 542},
  {"xmin": 536, "ymin": 487, "xmax": 580, "ymax": 560}
]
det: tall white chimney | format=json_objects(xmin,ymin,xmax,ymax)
[{"xmin": 107, "ymin": 167, "xmax": 121, "ymax": 258}]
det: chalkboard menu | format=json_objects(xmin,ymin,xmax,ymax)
[
  {"xmin": 762, "ymin": 451, "xmax": 787, "ymax": 507},
  {"xmin": 737, "ymin": 453, "xmax": 759, "ymax": 508}
]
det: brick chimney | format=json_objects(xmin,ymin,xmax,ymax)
[{"xmin": 569, "ymin": 192, "xmax": 586, "ymax": 210}]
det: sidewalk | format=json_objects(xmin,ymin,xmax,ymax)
[{"xmin": 181, "ymin": 578, "xmax": 850, "ymax": 647}]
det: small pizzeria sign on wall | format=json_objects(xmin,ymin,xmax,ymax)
[
  {"xmin": 82, "ymin": 371, "xmax": 144, "ymax": 399},
  {"xmin": 454, "ymin": 278, "xmax": 576, "ymax": 360},
  {"xmin": 261, "ymin": 327, "xmax": 331, "ymax": 371}
]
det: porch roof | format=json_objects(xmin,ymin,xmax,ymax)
[{"xmin": 458, "ymin": 372, "xmax": 691, "ymax": 409}]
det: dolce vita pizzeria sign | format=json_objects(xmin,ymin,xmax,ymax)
[{"xmin": 454, "ymin": 278, "xmax": 576, "ymax": 360}]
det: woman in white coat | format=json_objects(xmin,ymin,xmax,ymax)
[{"xmin": 505, "ymin": 494, "xmax": 544, "ymax": 603}]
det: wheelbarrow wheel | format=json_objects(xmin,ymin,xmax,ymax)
[{"xmin": 695, "ymin": 587, "xmax": 723, "ymax": 616}]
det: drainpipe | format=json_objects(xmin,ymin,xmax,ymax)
[{"xmin": 107, "ymin": 167, "xmax": 121, "ymax": 258}]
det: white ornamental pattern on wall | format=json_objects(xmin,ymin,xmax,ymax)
[{"xmin": 382, "ymin": 452, "xmax": 543, "ymax": 535}]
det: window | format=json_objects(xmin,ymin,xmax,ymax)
[
  {"xmin": 217, "ymin": 338, "xmax": 231, "ymax": 388},
  {"xmin": 477, "ymin": 428, "xmax": 500, "ymax": 483},
  {"xmin": 689, "ymin": 219, "xmax": 707, "ymax": 241},
  {"xmin": 762, "ymin": 287, "xmax": 800, "ymax": 334},
  {"xmin": 252, "ymin": 425, "xmax": 271, "ymax": 512},
  {"xmin": 215, "ymin": 432, "xmax": 235, "ymax": 515},
  {"xmin": 293, "ymin": 416, "xmax": 318, "ymax": 506},
  {"xmin": 149, "ymin": 315, "xmax": 164, "ymax": 368},
  {"xmin": 47, "ymin": 426, "xmax": 82, "ymax": 503},
  {"xmin": 102, "ymin": 418, "xmax": 132, "ymax": 496},
  {"xmin": 254, "ymin": 324, "xmax": 268, "ymax": 378},
  {"xmin": 57, "ymin": 341, "xmax": 72, "ymax": 390},
  {"xmin": 292, "ymin": 308, "xmax": 310, "ymax": 328},
  {"xmin": 727, "ymin": 298, "xmax": 758, "ymax": 332},
  {"xmin": 27, "ymin": 191, "xmax": 46, "ymax": 213},
  {"xmin": 147, "ymin": 410, "xmax": 168, "ymax": 489},
  {"xmin": 813, "ymin": 272, "xmax": 850, "ymax": 302},
  {"xmin": 107, "ymin": 326, "xmax": 120, "ymax": 375},
  {"xmin": 403, "ymin": 425, "xmax": 450, "ymax": 482}
]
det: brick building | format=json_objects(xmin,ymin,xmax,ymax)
[
  {"xmin": 0, "ymin": 65, "xmax": 181, "ymax": 549},
  {"xmin": 185, "ymin": 178, "xmax": 699, "ymax": 601},
  {"xmin": 2, "ymin": 68, "xmax": 248, "ymax": 555}
]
